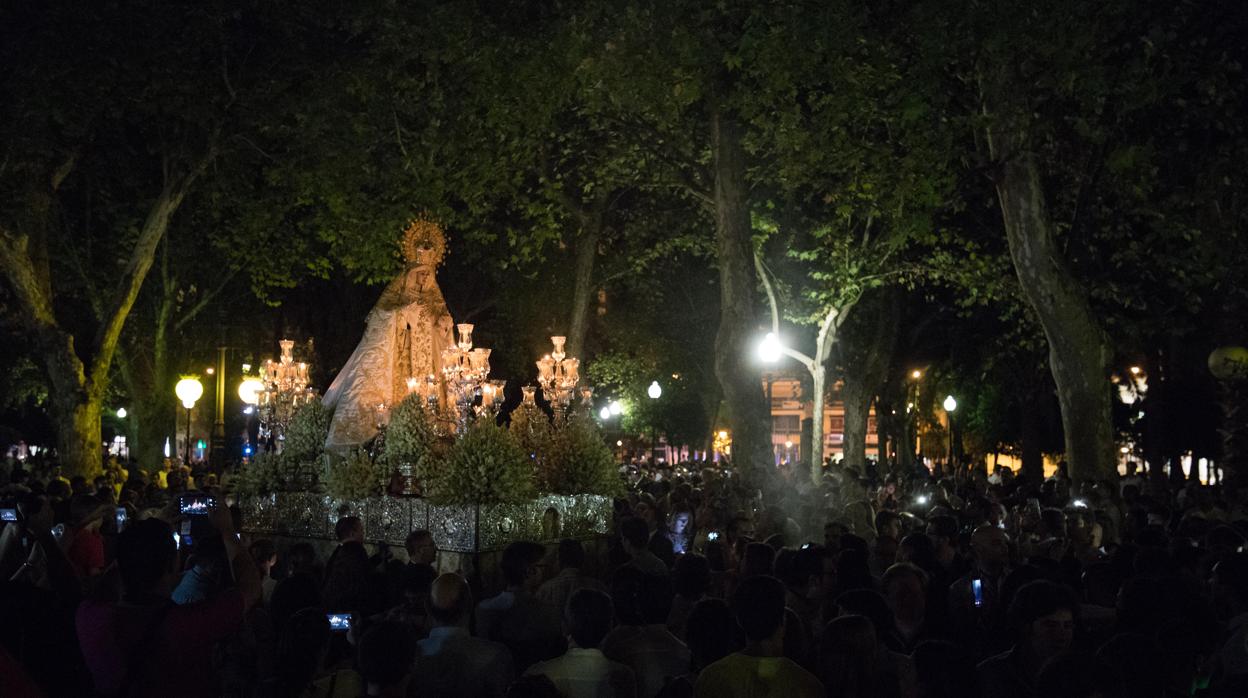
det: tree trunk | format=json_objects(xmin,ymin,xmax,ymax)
[
  {"xmin": 986, "ymin": 144, "xmax": 1116, "ymax": 484},
  {"xmin": 839, "ymin": 290, "xmax": 900, "ymax": 474},
  {"xmin": 810, "ymin": 365, "xmax": 827, "ymax": 474},
  {"xmin": 709, "ymin": 108, "xmax": 771, "ymax": 474},
  {"xmin": 1020, "ymin": 399, "xmax": 1044, "ymax": 483},
  {"xmin": 566, "ymin": 219, "xmax": 601, "ymax": 360},
  {"xmin": 36, "ymin": 325, "xmax": 103, "ymax": 477},
  {"xmin": 841, "ymin": 375, "xmax": 871, "ymax": 471}
]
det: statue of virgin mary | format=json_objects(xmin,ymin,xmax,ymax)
[{"xmin": 322, "ymin": 218, "xmax": 455, "ymax": 450}]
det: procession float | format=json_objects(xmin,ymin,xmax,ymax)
[{"xmin": 230, "ymin": 219, "xmax": 618, "ymax": 571}]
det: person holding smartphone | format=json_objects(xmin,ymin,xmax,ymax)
[{"xmin": 76, "ymin": 502, "xmax": 262, "ymax": 698}]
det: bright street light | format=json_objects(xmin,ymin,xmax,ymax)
[
  {"xmin": 599, "ymin": 406, "xmax": 612, "ymax": 420},
  {"xmin": 610, "ymin": 400, "xmax": 623, "ymax": 416},
  {"xmin": 911, "ymin": 369, "xmax": 922, "ymax": 379},
  {"xmin": 648, "ymin": 381, "xmax": 662, "ymax": 400},
  {"xmin": 757, "ymin": 332, "xmax": 783, "ymax": 363},
  {"xmin": 238, "ymin": 377, "xmax": 264, "ymax": 406},
  {"xmin": 943, "ymin": 395, "xmax": 957, "ymax": 412},
  {"xmin": 176, "ymin": 377, "xmax": 204, "ymax": 410},
  {"xmin": 175, "ymin": 377, "xmax": 204, "ymax": 465},
  {"xmin": 116, "ymin": 407, "xmax": 128, "ymax": 419}
]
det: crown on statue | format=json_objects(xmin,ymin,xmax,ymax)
[{"xmin": 401, "ymin": 215, "xmax": 447, "ymax": 267}]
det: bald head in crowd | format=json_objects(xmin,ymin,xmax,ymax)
[
  {"xmin": 428, "ymin": 573, "xmax": 473, "ymax": 628},
  {"xmin": 971, "ymin": 525, "xmax": 1010, "ymax": 573}
]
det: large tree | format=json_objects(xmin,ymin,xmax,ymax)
[
  {"xmin": 0, "ymin": 1, "xmax": 235, "ymax": 474},
  {"xmin": 908, "ymin": 0, "xmax": 1248, "ymax": 483}
]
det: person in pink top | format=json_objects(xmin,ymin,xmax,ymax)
[{"xmin": 76, "ymin": 504, "xmax": 262, "ymax": 698}]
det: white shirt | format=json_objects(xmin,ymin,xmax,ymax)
[
  {"xmin": 526, "ymin": 647, "xmax": 637, "ymax": 698},
  {"xmin": 602, "ymin": 624, "xmax": 690, "ymax": 698},
  {"xmin": 415, "ymin": 626, "xmax": 515, "ymax": 698}
]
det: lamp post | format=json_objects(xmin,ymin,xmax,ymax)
[
  {"xmin": 942, "ymin": 395, "xmax": 958, "ymax": 470},
  {"xmin": 238, "ymin": 375, "xmax": 263, "ymax": 455},
  {"xmin": 176, "ymin": 377, "xmax": 204, "ymax": 466},
  {"xmin": 209, "ymin": 347, "xmax": 228, "ymax": 468},
  {"xmin": 647, "ymin": 381, "xmax": 661, "ymax": 464}
]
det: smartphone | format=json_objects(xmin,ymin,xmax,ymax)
[
  {"xmin": 0, "ymin": 508, "xmax": 17, "ymax": 522},
  {"xmin": 116, "ymin": 507, "xmax": 128, "ymax": 532},
  {"xmin": 327, "ymin": 613, "xmax": 353, "ymax": 633},
  {"xmin": 972, "ymin": 578, "xmax": 984, "ymax": 608},
  {"xmin": 707, "ymin": 531, "xmax": 720, "ymax": 541},
  {"xmin": 178, "ymin": 494, "xmax": 217, "ymax": 516}
]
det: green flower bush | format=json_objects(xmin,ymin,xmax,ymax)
[
  {"xmin": 542, "ymin": 412, "xmax": 624, "ymax": 496},
  {"xmin": 230, "ymin": 451, "xmax": 283, "ymax": 498},
  {"xmin": 427, "ymin": 420, "xmax": 535, "ymax": 505},
  {"xmin": 324, "ymin": 450, "xmax": 389, "ymax": 499},
  {"xmin": 508, "ymin": 403, "xmax": 551, "ymax": 477},
  {"xmin": 381, "ymin": 394, "xmax": 442, "ymax": 481},
  {"xmin": 283, "ymin": 401, "xmax": 331, "ymax": 462}
]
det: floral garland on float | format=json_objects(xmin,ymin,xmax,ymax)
[{"xmin": 231, "ymin": 331, "xmax": 616, "ymax": 551}]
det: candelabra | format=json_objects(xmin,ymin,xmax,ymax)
[
  {"xmin": 405, "ymin": 374, "xmax": 442, "ymax": 413},
  {"xmin": 536, "ymin": 336, "xmax": 580, "ymax": 423},
  {"xmin": 257, "ymin": 339, "xmax": 316, "ymax": 451},
  {"xmin": 476, "ymin": 379, "xmax": 507, "ymax": 420},
  {"xmin": 441, "ymin": 323, "xmax": 493, "ymax": 433}
]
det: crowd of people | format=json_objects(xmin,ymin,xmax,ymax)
[{"xmin": 3, "ymin": 452, "xmax": 1248, "ymax": 697}]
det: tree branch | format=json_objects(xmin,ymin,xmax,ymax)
[
  {"xmin": 87, "ymin": 143, "xmax": 216, "ymax": 394},
  {"xmin": 173, "ymin": 268, "xmax": 240, "ymax": 333}
]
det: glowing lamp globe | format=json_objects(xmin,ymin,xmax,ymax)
[
  {"xmin": 599, "ymin": 406, "xmax": 612, "ymax": 420},
  {"xmin": 238, "ymin": 377, "xmax": 264, "ymax": 406},
  {"xmin": 943, "ymin": 395, "xmax": 958, "ymax": 412},
  {"xmin": 175, "ymin": 377, "xmax": 204, "ymax": 409},
  {"xmin": 116, "ymin": 407, "xmax": 128, "ymax": 419},
  {"xmin": 648, "ymin": 381, "xmax": 662, "ymax": 399},
  {"xmin": 1209, "ymin": 346, "xmax": 1248, "ymax": 381},
  {"xmin": 757, "ymin": 332, "xmax": 782, "ymax": 363}
]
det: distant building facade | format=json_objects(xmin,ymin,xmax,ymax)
[{"xmin": 763, "ymin": 374, "xmax": 878, "ymax": 465}]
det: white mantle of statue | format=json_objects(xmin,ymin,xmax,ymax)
[{"xmin": 322, "ymin": 219, "xmax": 454, "ymax": 450}]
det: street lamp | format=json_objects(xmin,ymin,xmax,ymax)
[
  {"xmin": 175, "ymin": 377, "xmax": 204, "ymax": 465},
  {"xmin": 238, "ymin": 377, "xmax": 264, "ymax": 406},
  {"xmin": 116, "ymin": 407, "xmax": 128, "ymax": 419},
  {"xmin": 757, "ymin": 332, "xmax": 783, "ymax": 363},
  {"xmin": 942, "ymin": 395, "xmax": 957, "ymax": 468},
  {"xmin": 648, "ymin": 381, "xmax": 662, "ymax": 464}
]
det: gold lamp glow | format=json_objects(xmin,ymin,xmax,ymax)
[
  {"xmin": 238, "ymin": 377, "xmax": 264, "ymax": 406},
  {"xmin": 176, "ymin": 377, "xmax": 204, "ymax": 409}
]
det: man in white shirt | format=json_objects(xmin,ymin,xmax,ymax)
[
  {"xmin": 538, "ymin": 538, "xmax": 608, "ymax": 612},
  {"xmin": 413, "ymin": 573, "xmax": 515, "ymax": 697},
  {"xmin": 477, "ymin": 541, "xmax": 564, "ymax": 670},
  {"xmin": 621, "ymin": 517, "xmax": 668, "ymax": 578},
  {"xmin": 603, "ymin": 568, "xmax": 690, "ymax": 698},
  {"xmin": 526, "ymin": 588, "xmax": 637, "ymax": 698}
]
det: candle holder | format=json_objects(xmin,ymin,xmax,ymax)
[
  {"xmin": 258, "ymin": 338, "xmax": 317, "ymax": 451},
  {"xmin": 536, "ymin": 335, "xmax": 580, "ymax": 424},
  {"xmin": 441, "ymin": 323, "xmax": 493, "ymax": 433}
]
